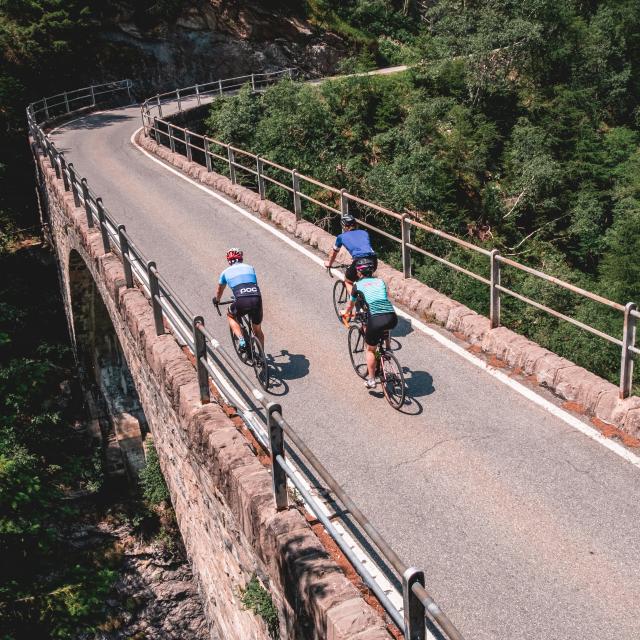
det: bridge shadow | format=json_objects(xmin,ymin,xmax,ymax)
[
  {"xmin": 57, "ymin": 111, "xmax": 133, "ymax": 132},
  {"xmin": 267, "ymin": 349, "xmax": 310, "ymax": 397}
]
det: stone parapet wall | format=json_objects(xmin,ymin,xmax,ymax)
[
  {"xmin": 35, "ymin": 146, "xmax": 393, "ymax": 640},
  {"xmin": 137, "ymin": 131, "xmax": 640, "ymax": 439}
]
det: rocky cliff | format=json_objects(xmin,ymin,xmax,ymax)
[{"xmin": 96, "ymin": 0, "xmax": 347, "ymax": 93}]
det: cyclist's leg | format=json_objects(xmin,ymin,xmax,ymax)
[
  {"xmin": 249, "ymin": 296, "xmax": 264, "ymax": 348},
  {"xmin": 227, "ymin": 302, "xmax": 244, "ymax": 340},
  {"xmin": 384, "ymin": 314, "xmax": 398, "ymax": 350},
  {"xmin": 344, "ymin": 260, "xmax": 358, "ymax": 298},
  {"xmin": 364, "ymin": 314, "xmax": 384, "ymax": 382}
]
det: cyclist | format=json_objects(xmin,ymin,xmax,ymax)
[
  {"xmin": 342, "ymin": 258, "xmax": 397, "ymax": 389},
  {"xmin": 213, "ymin": 248, "xmax": 264, "ymax": 349},
  {"xmin": 324, "ymin": 214, "xmax": 377, "ymax": 298}
]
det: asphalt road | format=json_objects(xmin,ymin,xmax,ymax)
[{"xmin": 51, "ymin": 101, "xmax": 640, "ymax": 640}]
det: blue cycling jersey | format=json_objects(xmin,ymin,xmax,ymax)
[
  {"xmin": 351, "ymin": 277, "xmax": 395, "ymax": 315},
  {"xmin": 334, "ymin": 229, "xmax": 375, "ymax": 259},
  {"xmin": 218, "ymin": 263, "xmax": 261, "ymax": 297}
]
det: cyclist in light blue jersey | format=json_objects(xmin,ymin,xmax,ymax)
[
  {"xmin": 343, "ymin": 258, "xmax": 397, "ymax": 389},
  {"xmin": 213, "ymin": 248, "xmax": 265, "ymax": 349}
]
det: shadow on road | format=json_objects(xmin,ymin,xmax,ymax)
[
  {"xmin": 393, "ymin": 316, "xmax": 414, "ymax": 338},
  {"xmin": 267, "ymin": 349, "xmax": 310, "ymax": 397},
  {"xmin": 55, "ymin": 110, "xmax": 133, "ymax": 132},
  {"xmin": 404, "ymin": 369, "xmax": 435, "ymax": 398}
]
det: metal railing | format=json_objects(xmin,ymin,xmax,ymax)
[
  {"xmin": 141, "ymin": 73, "xmax": 638, "ymax": 400},
  {"xmin": 28, "ymin": 78, "xmax": 464, "ymax": 640}
]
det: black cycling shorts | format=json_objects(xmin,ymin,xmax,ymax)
[
  {"xmin": 345, "ymin": 254, "xmax": 378, "ymax": 282},
  {"xmin": 229, "ymin": 295, "xmax": 263, "ymax": 325},
  {"xmin": 365, "ymin": 312, "xmax": 397, "ymax": 346}
]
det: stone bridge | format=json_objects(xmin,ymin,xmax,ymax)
[
  {"xmin": 33, "ymin": 127, "xmax": 394, "ymax": 640},
  {"xmin": 29, "ymin": 77, "xmax": 640, "ymax": 640}
]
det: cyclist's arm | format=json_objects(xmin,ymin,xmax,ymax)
[
  {"xmin": 215, "ymin": 272, "xmax": 227, "ymax": 301},
  {"xmin": 345, "ymin": 284, "xmax": 359, "ymax": 313},
  {"xmin": 325, "ymin": 234, "xmax": 344, "ymax": 268}
]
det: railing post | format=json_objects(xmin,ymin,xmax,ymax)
[
  {"xmin": 152, "ymin": 116, "xmax": 159, "ymax": 143},
  {"xmin": 195, "ymin": 83, "xmax": 201, "ymax": 106},
  {"xmin": 51, "ymin": 149, "xmax": 60, "ymax": 178},
  {"xmin": 403, "ymin": 567, "xmax": 426, "ymax": 640},
  {"xmin": 59, "ymin": 154, "xmax": 70, "ymax": 191},
  {"xmin": 193, "ymin": 316, "xmax": 210, "ymax": 404},
  {"xmin": 620, "ymin": 302, "xmax": 637, "ymax": 399},
  {"xmin": 95, "ymin": 198, "xmax": 111, "ymax": 253},
  {"xmin": 67, "ymin": 163, "xmax": 81, "ymax": 207},
  {"xmin": 401, "ymin": 214, "xmax": 412, "ymax": 279},
  {"xmin": 251, "ymin": 73, "xmax": 256, "ymax": 91},
  {"xmin": 205, "ymin": 139, "xmax": 212, "ymax": 172},
  {"xmin": 64, "ymin": 92, "xmax": 70, "ymax": 113},
  {"xmin": 185, "ymin": 131, "xmax": 192, "ymax": 162},
  {"xmin": 219, "ymin": 79, "xmax": 223, "ymax": 96},
  {"xmin": 156, "ymin": 95, "xmax": 163, "ymax": 118},
  {"xmin": 90, "ymin": 85, "xmax": 96, "ymax": 107},
  {"xmin": 126, "ymin": 80, "xmax": 132, "ymax": 102},
  {"xmin": 227, "ymin": 145, "xmax": 237, "ymax": 183},
  {"xmin": 147, "ymin": 261, "xmax": 165, "ymax": 335},
  {"xmin": 267, "ymin": 403, "xmax": 288, "ymax": 510},
  {"xmin": 43, "ymin": 97, "xmax": 50, "ymax": 121},
  {"xmin": 292, "ymin": 169, "xmax": 302, "ymax": 220},
  {"xmin": 340, "ymin": 189, "xmax": 349, "ymax": 217},
  {"xmin": 118, "ymin": 225, "xmax": 134, "ymax": 288},
  {"xmin": 140, "ymin": 105, "xmax": 147, "ymax": 136},
  {"xmin": 176, "ymin": 89, "xmax": 182, "ymax": 112},
  {"xmin": 490, "ymin": 248, "xmax": 501, "ymax": 329},
  {"xmin": 256, "ymin": 155, "xmax": 265, "ymax": 199},
  {"xmin": 81, "ymin": 178, "xmax": 93, "ymax": 228},
  {"xmin": 168, "ymin": 124, "xmax": 175, "ymax": 153}
]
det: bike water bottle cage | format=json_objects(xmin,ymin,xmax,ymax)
[{"xmin": 226, "ymin": 248, "xmax": 243, "ymax": 264}]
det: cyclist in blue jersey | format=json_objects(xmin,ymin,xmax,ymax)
[
  {"xmin": 213, "ymin": 248, "xmax": 265, "ymax": 349},
  {"xmin": 343, "ymin": 258, "xmax": 397, "ymax": 389},
  {"xmin": 324, "ymin": 215, "xmax": 377, "ymax": 297}
]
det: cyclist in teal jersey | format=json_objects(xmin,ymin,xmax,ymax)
[{"xmin": 342, "ymin": 258, "xmax": 397, "ymax": 389}]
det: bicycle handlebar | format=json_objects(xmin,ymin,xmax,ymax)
[{"xmin": 213, "ymin": 298, "xmax": 233, "ymax": 316}]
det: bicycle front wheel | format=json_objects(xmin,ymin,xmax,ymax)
[
  {"xmin": 250, "ymin": 336, "xmax": 269, "ymax": 390},
  {"xmin": 348, "ymin": 325, "xmax": 368, "ymax": 379},
  {"xmin": 332, "ymin": 279, "xmax": 348, "ymax": 324},
  {"xmin": 380, "ymin": 351, "xmax": 406, "ymax": 410}
]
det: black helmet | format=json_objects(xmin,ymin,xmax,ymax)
[
  {"xmin": 355, "ymin": 257, "xmax": 376, "ymax": 277},
  {"xmin": 341, "ymin": 214, "xmax": 356, "ymax": 228}
]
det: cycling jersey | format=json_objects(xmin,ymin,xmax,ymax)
[
  {"xmin": 219, "ymin": 263, "xmax": 261, "ymax": 298},
  {"xmin": 351, "ymin": 277, "xmax": 394, "ymax": 315},
  {"xmin": 334, "ymin": 229, "xmax": 375, "ymax": 259}
]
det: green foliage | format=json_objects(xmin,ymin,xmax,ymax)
[
  {"xmin": 138, "ymin": 441, "xmax": 169, "ymax": 506},
  {"xmin": 241, "ymin": 576, "xmax": 279, "ymax": 640}
]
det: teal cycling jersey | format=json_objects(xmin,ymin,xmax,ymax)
[{"xmin": 351, "ymin": 277, "xmax": 394, "ymax": 315}]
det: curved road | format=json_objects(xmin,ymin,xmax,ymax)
[{"xmin": 51, "ymin": 100, "xmax": 640, "ymax": 640}]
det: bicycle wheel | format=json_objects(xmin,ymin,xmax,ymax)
[
  {"xmin": 348, "ymin": 325, "xmax": 368, "ymax": 379},
  {"xmin": 250, "ymin": 336, "xmax": 269, "ymax": 390},
  {"xmin": 380, "ymin": 351, "xmax": 406, "ymax": 410},
  {"xmin": 332, "ymin": 279, "xmax": 348, "ymax": 323},
  {"xmin": 229, "ymin": 325, "xmax": 251, "ymax": 365}
]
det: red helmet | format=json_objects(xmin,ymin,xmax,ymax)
[{"xmin": 226, "ymin": 248, "xmax": 243, "ymax": 264}]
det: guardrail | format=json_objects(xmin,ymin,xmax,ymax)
[
  {"xmin": 141, "ymin": 73, "xmax": 639, "ymax": 400},
  {"xmin": 28, "ymin": 77, "xmax": 464, "ymax": 640}
]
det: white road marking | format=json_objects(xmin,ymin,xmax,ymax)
[{"xmin": 128, "ymin": 125, "xmax": 640, "ymax": 469}]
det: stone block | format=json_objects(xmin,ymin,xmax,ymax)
[
  {"xmin": 326, "ymin": 598, "xmax": 387, "ymax": 640},
  {"xmin": 431, "ymin": 297, "xmax": 458, "ymax": 325},
  {"xmin": 445, "ymin": 305, "xmax": 476, "ymax": 333},
  {"xmin": 533, "ymin": 353, "xmax": 574, "ymax": 389},
  {"xmin": 459, "ymin": 314, "xmax": 491, "ymax": 345}
]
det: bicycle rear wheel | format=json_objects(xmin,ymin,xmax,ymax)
[
  {"xmin": 250, "ymin": 336, "xmax": 269, "ymax": 390},
  {"xmin": 380, "ymin": 351, "xmax": 405, "ymax": 409},
  {"xmin": 348, "ymin": 325, "xmax": 368, "ymax": 379},
  {"xmin": 332, "ymin": 279, "xmax": 348, "ymax": 323}
]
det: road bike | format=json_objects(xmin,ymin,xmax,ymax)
[
  {"xmin": 214, "ymin": 299, "xmax": 269, "ymax": 390},
  {"xmin": 347, "ymin": 306, "xmax": 406, "ymax": 410},
  {"xmin": 327, "ymin": 265, "xmax": 349, "ymax": 324}
]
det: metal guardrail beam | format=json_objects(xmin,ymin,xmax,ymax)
[{"xmin": 140, "ymin": 71, "xmax": 638, "ymax": 399}]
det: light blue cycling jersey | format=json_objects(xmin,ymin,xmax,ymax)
[
  {"xmin": 218, "ymin": 263, "xmax": 260, "ymax": 297},
  {"xmin": 351, "ymin": 277, "xmax": 394, "ymax": 315}
]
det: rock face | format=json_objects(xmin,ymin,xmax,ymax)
[
  {"xmin": 96, "ymin": 0, "xmax": 347, "ymax": 94},
  {"xmin": 74, "ymin": 520, "xmax": 213, "ymax": 640}
]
